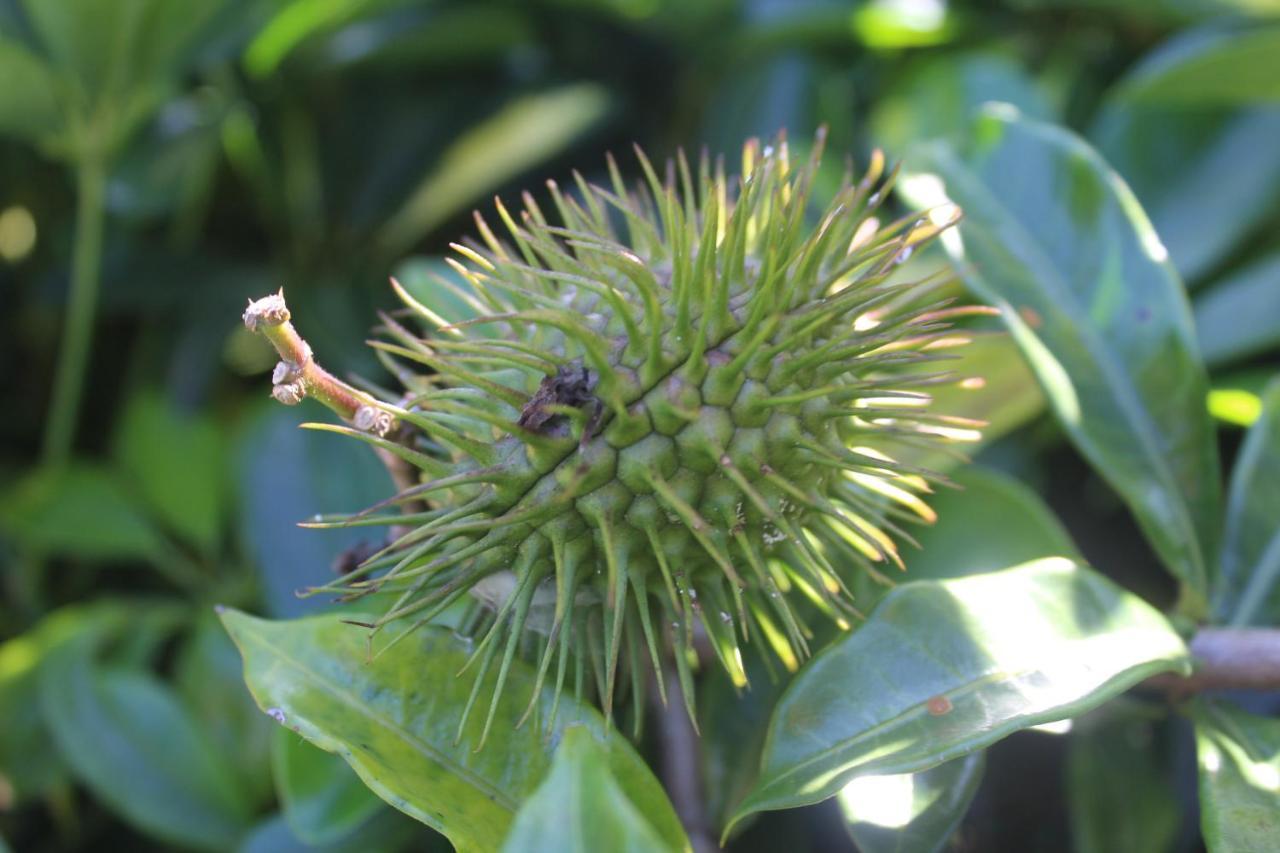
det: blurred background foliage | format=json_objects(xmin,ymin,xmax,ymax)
[{"xmin": 1, "ymin": 0, "xmax": 1278, "ymax": 851}]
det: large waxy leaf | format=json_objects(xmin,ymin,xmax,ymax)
[
  {"xmin": 0, "ymin": 37, "xmax": 65, "ymax": 144},
  {"xmin": 1194, "ymin": 252, "xmax": 1280, "ymax": 367},
  {"xmin": 728, "ymin": 558, "xmax": 1189, "ymax": 829},
  {"xmin": 1092, "ymin": 103, "xmax": 1280, "ymax": 283},
  {"xmin": 502, "ymin": 726, "xmax": 684, "ymax": 852},
  {"xmin": 41, "ymin": 643, "xmax": 254, "ymax": 850},
  {"xmin": 1212, "ymin": 380, "xmax": 1280, "ymax": 625},
  {"xmin": 904, "ymin": 466, "xmax": 1079, "ymax": 582},
  {"xmin": 115, "ymin": 392, "xmax": 225, "ymax": 555},
  {"xmin": 1067, "ymin": 703, "xmax": 1180, "ymax": 853},
  {"xmin": 219, "ymin": 608, "xmax": 687, "ymax": 853},
  {"xmin": 840, "ymin": 752, "xmax": 984, "ymax": 853},
  {"xmin": 904, "ymin": 108, "xmax": 1221, "ymax": 600},
  {"xmin": 1115, "ymin": 23, "xmax": 1280, "ymax": 105},
  {"xmin": 0, "ymin": 464, "xmax": 166, "ymax": 561},
  {"xmin": 379, "ymin": 84, "xmax": 610, "ymax": 254},
  {"xmin": 1194, "ymin": 700, "xmax": 1280, "ymax": 853},
  {"xmin": 272, "ymin": 728, "xmax": 384, "ymax": 845}
]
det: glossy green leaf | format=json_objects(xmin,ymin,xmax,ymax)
[
  {"xmin": 174, "ymin": 613, "xmax": 275, "ymax": 808},
  {"xmin": 728, "ymin": 558, "xmax": 1189, "ymax": 830},
  {"xmin": 1116, "ymin": 23, "xmax": 1280, "ymax": 104},
  {"xmin": 502, "ymin": 726, "xmax": 683, "ymax": 852},
  {"xmin": 219, "ymin": 608, "xmax": 687, "ymax": 853},
  {"xmin": 905, "ymin": 108, "xmax": 1221, "ymax": 600},
  {"xmin": 1194, "ymin": 700, "xmax": 1280, "ymax": 853},
  {"xmin": 901, "ymin": 331, "xmax": 1046, "ymax": 475},
  {"xmin": 1194, "ymin": 252, "xmax": 1280, "ymax": 367},
  {"xmin": 870, "ymin": 52, "xmax": 1052, "ymax": 155},
  {"xmin": 1067, "ymin": 704, "xmax": 1180, "ymax": 853},
  {"xmin": 0, "ymin": 37, "xmax": 65, "ymax": 144},
  {"xmin": 1092, "ymin": 103, "xmax": 1280, "ymax": 283},
  {"xmin": 115, "ymin": 392, "xmax": 225, "ymax": 555},
  {"xmin": 272, "ymin": 728, "xmax": 384, "ymax": 845},
  {"xmin": 379, "ymin": 84, "xmax": 610, "ymax": 254},
  {"xmin": 236, "ymin": 404, "xmax": 393, "ymax": 616},
  {"xmin": 904, "ymin": 465, "xmax": 1079, "ymax": 582},
  {"xmin": 1212, "ymin": 380, "xmax": 1280, "ymax": 625},
  {"xmin": 41, "ymin": 642, "xmax": 253, "ymax": 849},
  {"xmin": 0, "ymin": 464, "xmax": 166, "ymax": 561},
  {"xmin": 0, "ymin": 603, "xmax": 133, "ymax": 805},
  {"xmin": 237, "ymin": 808, "xmax": 431, "ymax": 853},
  {"xmin": 839, "ymin": 753, "xmax": 984, "ymax": 853}
]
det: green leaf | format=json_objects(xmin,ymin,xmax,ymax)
[
  {"xmin": 728, "ymin": 558, "xmax": 1189, "ymax": 830},
  {"xmin": 1194, "ymin": 700, "xmax": 1280, "ymax": 853},
  {"xmin": 1116, "ymin": 23, "xmax": 1280, "ymax": 105},
  {"xmin": 41, "ymin": 640, "xmax": 254, "ymax": 849},
  {"xmin": 900, "ymin": 332, "xmax": 1046, "ymax": 475},
  {"xmin": 272, "ymin": 728, "xmax": 384, "ymax": 845},
  {"xmin": 502, "ymin": 726, "xmax": 684, "ymax": 853},
  {"xmin": 1092, "ymin": 103, "xmax": 1280, "ymax": 283},
  {"xmin": 237, "ymin": 808, "xmax": 432, "ymax": 853},
  {"xmin": 1194, "ymin": 252, "xmax": 1280, "ymax": 367},
  {"xmin": 1208, "ymin": 371, "xmax": 1272, "ymax": 428},
  {"xmin": 115, "ymin": 391, "xmax": 225, "ymax": 555},
  {"xmin": 839, "ymin": 752, "xmax": 984, "ymax": 853},
  {"xmin": 870, "ymin": 52, "xmax": 1053, "ymax": 155},
  {"xmin": 174, "ymin": 613, "xmax": 275, "ymax": 807},
  {"xmin": 379, "ymin": 84, "xmax": 610, "ymax": 254},
  {"xmin": 0, "ymin": 37, "xmax": 66, "ymax": 145},
  {"xmin": 904, "ymin": 108, "xmax": 1221, "ymax": 601},
  {"xmin": 1212, "ymin": 380, "xmax": 1280, "ymax": 625},
  {"xmin": 904, "ymin": 465, "xmax": 1079, "ymax": 582},
  {"xmin": 218, "ymin": 608, "xmax": 687, "ymax": 853},
  {"xmin": 0, "ymin": 464, "xmax": 166, "ymax": 561},
  {"xmin": 1067, "ymin": 704, "xmax": 1180, "ymax": 853},
  {"xmin": 0, "ymin": 603, "xmax": 133, "ymax": 805}
]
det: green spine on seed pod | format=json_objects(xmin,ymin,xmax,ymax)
[{"xmin": 302, "ymin": 130, "xmax": 976, "ymax": 745}]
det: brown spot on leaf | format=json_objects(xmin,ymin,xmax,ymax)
[{"xmin": 927, "ymin": 695, "xmax": 953, "ymax": 716}]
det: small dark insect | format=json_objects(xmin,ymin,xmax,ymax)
[{"xmin": 517, "ymin": 363, "xmax": 600, "ymax": 445}]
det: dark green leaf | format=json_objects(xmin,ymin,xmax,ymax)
[
  {"xmin": 0, "ymin": 603, "xmax": 134, "ymax": 805},
  {"xmin": 1194, "ymin": 700, "xmax": 1280, "ymax": 853},
  {"xmin": 236, "ymin": 404, "xmax": 393, "ymax": 616},
  {"xmin": 1212, "ymin": 379, "xmax": 1280, "ymax": 625},
  {"xmin": 272, "ymin": 728, "xmax": 384, "ymax": 845},
  {"xmin": 237, "ymin": 809, "xmax": 431, "ymax": 853},
  {"xmin": 870, "ymin": 52, "xmax": 1053, "ymax": 155},
  {"xmin": 41, "ymin": 641, "xmax": 254, "ymax": 849},
  {"xmin": 840, "ymin": 753, "xmax": 984, "ymax": 853},
  {"xmin": 1116, "ymin": 23, "xmax": 1280, "ymax": 105},
  {"xmin": 1092, "ymin": 103, "xmax": 1280, "ymax": 283},
  {"xmin": 502, "ymin": 726, "xmax": 684, "ymax": 853},
  {"xmin": 728, "ymin": 558, "xmax": 1189, "ymax": 830},
  {"xmin": 219, "ymin": 608, "xmax": 687, "ymax": 853},
  {"xmin": 905, "ymin": 109, "xmax": 1221, "ymax": 601},
  {"xmin": 0, "ymin": 464, "xmax": 166, "ymax": 561},
  {"xmin": 174, "ymin": 613, "xmax": 275, "ymax": 807},
  {"xmin": 379, "ymin": 84, "xmax": 610, "ymax": 254},
  {"xmin": 1194, "ymin": 252, "xmax": 1280, "ymax": 367},
  {"xmin": 0, "ymin": 36, "xmax": 65, "ymax": 144},
  {"xmin": 904, "ymin": 465, "xmax": 1079, "ymax": 582},
  {"xmin": 115, "ymin": 392, "xmax": 224, "ymax": 555},
  {"xmin": 1067, "ymin": 704, "xmax": 1180, "ymax": 853}
]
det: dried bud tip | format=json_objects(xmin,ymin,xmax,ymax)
[{"xmin": 244, "ymin": 291, "xmax": 290, "ymax": 331}]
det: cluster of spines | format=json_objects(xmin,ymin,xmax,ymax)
[{"xmin": 298, "ymin": 130, "xmax": 978, "ymax": 745}]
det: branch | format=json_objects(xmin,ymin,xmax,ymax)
[
  {"xmin": 1144, "ymin": 627, "xmax": 1280, "ymax": 695},
  {"xmin": 243, "ymin": 290, "xmax": 395, "ymax": 436},
  {"xmin": 655, "ymin": 670, "xmax": 718, "ymax": 853}
]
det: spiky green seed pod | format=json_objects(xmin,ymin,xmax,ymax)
[{"xmin": 287, "ymin": 131, "xmax": 977, "ymax": 744}]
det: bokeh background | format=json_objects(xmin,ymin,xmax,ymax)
[{"xmin": 2, "ymin": 0, "xmax": 1278, "ymax": 851}]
